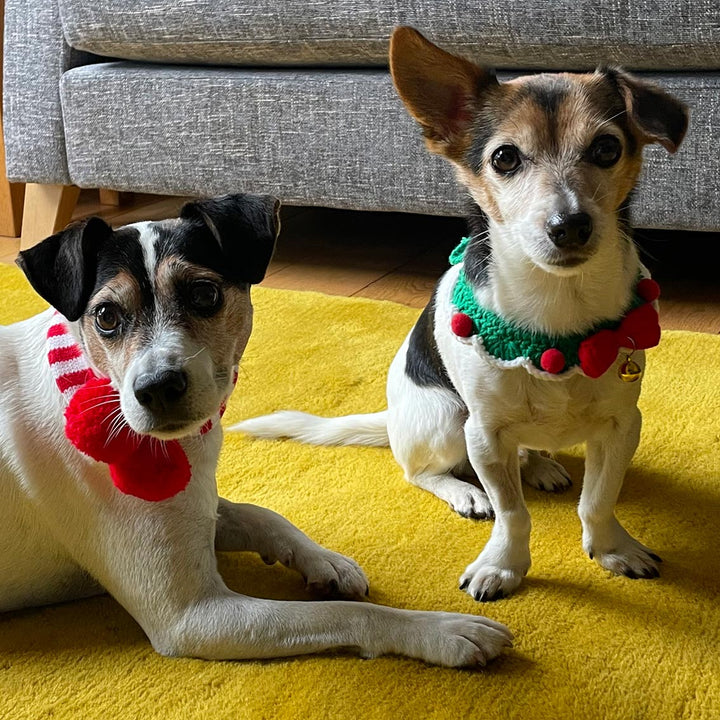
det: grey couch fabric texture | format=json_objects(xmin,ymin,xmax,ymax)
[
  {"xmin": 59, "ymin": 0, "xmax": 720, "ymax": 71},
  {"xmin": 5, "ymin": 0, "xmax": 720, "ymax": 231},
  {"xmin": 59, "ymin": 64, "xmax": 719, "ymax": 232},
  {"xmin": 3, "ymin": 0, "xmax": 96, "ymax": 184}
]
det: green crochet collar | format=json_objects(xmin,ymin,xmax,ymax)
[{"xmin": 449, "ymin": 237, "xmax": 652, "ymax": 377}]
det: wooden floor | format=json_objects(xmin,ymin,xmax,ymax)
[{"xmin": 2, "ymin": 190, "xmax": 719, "ymax": 334}]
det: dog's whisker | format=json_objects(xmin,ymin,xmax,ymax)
[{"xmin": 183, "ymin": 347, "xmax": 206, "ymax": 363}]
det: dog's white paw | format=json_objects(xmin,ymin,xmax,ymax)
[
  {"xmin": 459, "ymin": 565, "xmax": 525, "ymax": 602},
  {"xmin": 583, "ymin": 517, "xmax": 661, "ymax": 579},
  {"xmin": 521, "ymin": 452, "xmax": 572, "ymax": 492},
  {"xmin": 297, "ymin": 548, "xmax": 370, "ymax": 600},
  {"xmin": 459, "ymin": 552, "xmax": 529, "ymax": 602},
  {"xmin": 447, "ymin": 484, "xmax": 494, "ymax": 520},
  {"xmin": 388, "ymin": 612, "xmax": 513, "ymax": 667}
]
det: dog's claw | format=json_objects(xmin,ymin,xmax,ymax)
[
  {"xmin": 459, "ymin": 579, "xmax": 470, "ymax": 591},
  {"xmin": 649, "ymin": 552, "xmax": 663, "ymax": 563}
]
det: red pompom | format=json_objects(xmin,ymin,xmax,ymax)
[
  {"xmin": 64, "ymin": 376, "xmax": 191, "ymax": 502},
  {"xmin": 578, "ymin": 329, "xmax": 618, "ymax": 379},
  {"xmin": 451, "ymin": 312, "xmax": 474, "ymax": 337},
  {"xmin": 110, "ymin": 442, "xmax": 191, "ymax": 502},
  {"xmin": 64, "ymin": 377, "xmax": 131, "ymax": 463},
  {"xmin": 621, "ymin": 302, "xmax": 661, "ymax": 349},
  {"xmin": 636, "ymin": 278, "xmax": 661, "ymax": 302},
  {"xmin": 540, "ymin": 348, "xmax": 566, "ymax": 374}
]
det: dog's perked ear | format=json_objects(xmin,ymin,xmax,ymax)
[
  {"xmin": 389, "ymin": 26, "xmax": 498, "ymax": 159},
  {"xmin": 16, "ymin": 217, "xmax": 112, "ymax": 321},
  {"xmin": 604, "ymin": 67, "xmax": 689, "ymax": 153},
  {"xmin": 180, "ymin": 193, "xmax": 279, "ymax": 285}
]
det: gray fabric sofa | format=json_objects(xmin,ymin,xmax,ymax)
[{"xmin": 4, "ymin": 1, "xmax": 720, "ymax": 233}]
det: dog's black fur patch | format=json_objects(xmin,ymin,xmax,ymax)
[
  {"xmin": 519, "ymin": 75, "xmax": 569, "ymax": 118},
  {"xmin": 405, "ymin": 287, "xmax": 457, "ymax": 392},
  {"xmin": 94, "ymin": 225, "xmax": 154, "ymax": 303},
  {"xmin": 178, "ymin": 194, "xmax": 279, "ymax": 286},
  {"xmin": 466, "ymin": 117, "xmax": 497, "ymax": 175},
  {"xmin": 18, "ymin": 216, "xmax": 114, "ymax": 321},
  {"xmin": 463, "ymin": 203, "xmax": 493, "ymax": 288}
]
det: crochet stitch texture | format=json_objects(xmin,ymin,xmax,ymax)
[{"xmin": 450, "ymin": 237, "xmax": 645, "ymax": 373}]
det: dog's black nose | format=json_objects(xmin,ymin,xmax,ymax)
[
  {"xmin": 546, "ymin": 212, "xmax": 593, "ymax": 248},
  {"xmin": 133, "ymin": 370, "xmax": 188, "ymax": 410}
]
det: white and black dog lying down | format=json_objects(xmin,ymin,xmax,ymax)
[
  {"xmin": 0, "ymin": 193, "xmax": 511, "ymax": 667},
  {"xmin": 235, "ymin": 28, "xmax": 689, "ymax": 602}
]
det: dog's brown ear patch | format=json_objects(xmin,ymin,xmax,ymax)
[
  {"xmin": 607, "ymin": 68, "xmax": 689, "ymax": 153},
  {"xmin": 390, "ymin": 26, "xmax": 497, "ymax": 158}
]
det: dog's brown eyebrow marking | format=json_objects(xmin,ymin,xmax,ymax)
[
  {"xmin": 154, "ymin": 255, "xmax": 224, "ymax": 296},
  {"xmin": 89, "ymin": 270, "xmax": 142, "ymax": 311}
]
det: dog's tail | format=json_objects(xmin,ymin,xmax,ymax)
[{"xmin": 228, "ymin": 410, "xmax": 389, "ymax": 447}]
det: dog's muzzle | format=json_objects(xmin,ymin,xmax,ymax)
[{"xmin": 133, "ymin": 369, "xmax": 188, "ymax": 413}]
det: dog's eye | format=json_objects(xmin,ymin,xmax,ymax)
[
  {"xmin": 588, "ymin": 135, "xmax": 622, "ymax": 168},
  {"xmin": 189, "ymin": 280, "xmax": 222, "ymax": 314},
  {"xmin": 95, "ymin": 303, "xmax": 122, "ymax": 335},
  {"xmin": 491, "ymin": 145, "xmax": 522, "ymax": 174}
]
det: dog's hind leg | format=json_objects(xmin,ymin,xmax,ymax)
[
  {"xmin": 386, "ymin": 353, "xmax": 493, "ymax": 520},
  {"xmin": 410, "ymin": 467, "xmax": 494, "ymax": 520},
  {"xmin": 520, "ymin": 450, "xmax": 572, "ymax": 492},
  {"xmin": 215, "ymin": 499, "xmax": 369, "ymax": 599}
]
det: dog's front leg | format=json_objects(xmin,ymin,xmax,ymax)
[
  {"xmin": 459, "ymin": 416, "xmax": 531, "ymax": 601},
  {"xmin": 215, "ymin": 499, "xmax": 369, "ymax": 599},
  {"xmin": 579, "ymin": 408, "xmax": 661, "ymax": 578},
  {"xmin": 163, "ymin": 592, "xmax": 511, "ymax": 665}
]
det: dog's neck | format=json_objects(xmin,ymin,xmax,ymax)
[{"xmin": 464, "ymin": 209, "xmax": 640, "ymax": 336}]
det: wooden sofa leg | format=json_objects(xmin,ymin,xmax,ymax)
[
  {"xmin": 20, "ymin": 183, "xmax": 80, "ymax": 250},
  {"xmin": 99, "ymin": 189, "xmax": 133, "ymax": 206}
]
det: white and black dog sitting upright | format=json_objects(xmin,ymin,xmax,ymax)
[
  {"xmin": 0, "ymin": 193, "xmax": 512, "ymax": 667},
  {"xmin": 235, "ymin": 28, "xmax": 689, "ymax": 602}
]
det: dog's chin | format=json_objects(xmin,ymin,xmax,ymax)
[
  {"xmin": 532, "ymin": 250, "xmax": 595, "ymax": 276},
  {"xmin": 125, "ymin": 413, "xmax": 213, "ymax": 441},
  {"xmin": 146, "ymin": 421, "xmax": 207, "ymax": 441}
]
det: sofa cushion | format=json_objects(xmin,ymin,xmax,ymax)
[
  {"xmin": 59, "ymin": 63, "xmax": 720, "ymax": 231},
  {"xmin": 58, "ymin": 0, "xmax": 720, "ymax": 71}
]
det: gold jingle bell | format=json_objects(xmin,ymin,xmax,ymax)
[{"xmin": 618, "ymin": 356, "xmax": 642, "ymax": 382}]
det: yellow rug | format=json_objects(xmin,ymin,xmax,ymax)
[{"xmin": 1, "ymin": 262, "xmax": 719, "ymax": 720}]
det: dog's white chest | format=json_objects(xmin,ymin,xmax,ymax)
[{"xmin": 433, "ymin": 269, "xmax": 643, "ymax": 451}]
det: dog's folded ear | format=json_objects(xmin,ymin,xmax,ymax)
[
  {"xmin": 16, "ymin": 217, "xmax": 112, "ymax": 321},
  {"xmin": 604, "ymin": 68, "xmax": 689, "ymax": 153},
  {"xmin": 180, "ymin": 193, "xmax": 279, "ymax": 285},
  {"xmin": 389, "ymin": 26, "xmax": 498, "ymax": 159}
]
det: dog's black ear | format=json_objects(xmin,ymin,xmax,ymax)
[
  {"xmin": 605, "ymin": 68, "xmax": 689, "ymax": 153},
  {"xmin": 180, "ymin": 193, "xmax": 279, "ymax": 285},
  {"xmin": 389, "ymin": 26, "xmax": 498, "ymax": 158},
  {"xmin": 16, "ymin": 217, "xmax": 112, "ymax": 321}
]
